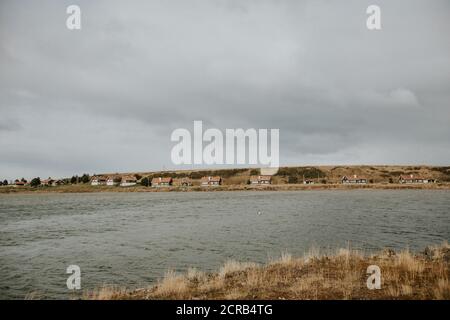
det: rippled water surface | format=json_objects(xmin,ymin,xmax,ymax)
[{"xmin": 1, "ymin": 190, "xmax": 449, "ymax": 299}]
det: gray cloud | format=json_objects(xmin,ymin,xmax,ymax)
[{"xmin": 1, "ymin": 0, "xmax": 450, "ymax": 179}]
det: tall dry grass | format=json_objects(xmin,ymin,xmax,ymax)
[{"xmin": 84, "ymin": 242, "xmax": 449, "ymax": 300}]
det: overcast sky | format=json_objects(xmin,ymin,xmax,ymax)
[{"xmin": 1, "ymin": 0, "xmax": 449, "ymax": 180}]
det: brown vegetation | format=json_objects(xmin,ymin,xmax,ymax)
[{"xmin": 85, "ymin": 243, "xmax": 450, "ymax": 300}]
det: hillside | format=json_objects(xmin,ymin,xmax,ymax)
[{"xmin": 103, "ymin": 165, "xmax": 450, "ymax": 185}]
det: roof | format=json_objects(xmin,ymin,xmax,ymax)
[
  {"xmin": 121, "ymin": 175, "xmax": 137, "ymax": 181},
  {"xmin": 151, "ymin": 177, "xmax": 173, "ymax": 184},
  {"xmin": 91, "ymin": 176, "xmax": 107, "ymax": 181},
  {"xmin": 342, "ymin": 175, "xmax": 367, "ymax": 180},
  {"xmin": 250, "ymin": 175, "xmax": 272, "ymax": 182},
  {"xmin": 399, "ymin": 174, "xmax": 426, "ymax": 180},
  {"xmin": 201, "ymin": 176, "xmax": 222, "ymax": 182},
  {"xmin": 107, "ymin": 175, "xmax": 121, "ymax": 181}
]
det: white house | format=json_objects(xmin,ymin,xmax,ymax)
[
  {"xmin": 106, "ymin": 176, "xmax": 121, "ymax": 186},
  {"xmin": 342, "ymin": 175, "xmax": 368, "ymax": 184},
  {"xmin": 91, "ymin": 176, "xmax": 107, "ymax": 186},
  {"xmin": 151, "ymin": 177, "xmax": 173, "ymax": 187},
  {"xmin": 249, "ymin": 175, "xmax": 272, "ymax": 185},
  {"xmin": 399, "ymin": 174, "xmax": 434, "ymax": 184},
  {"xmin": 201, "ymin": 176, "xmax": 222, "ymax": 186},
  {"xmin": 120, "ymin": 175, "xmax": 137, "ymax": 187}
]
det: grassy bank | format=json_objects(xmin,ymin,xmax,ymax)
[
  {"xmin": 2, "ymin": 182, "xmax": 450, "ymax": 194},
  {"xmin": 85, "ymin": 243, "xmax": 450, "ymax": 300}
]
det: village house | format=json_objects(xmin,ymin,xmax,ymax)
[
  {"xmin": 399, "ymin": 174, "xmax": 434, "ymax": 184},
  {"xmin": 151, "ymin": 177, "xmax": 173, "ymax": 187},
  {"xmin": 41, "ymin": 178, "xmax": 55, "ymax": 186},
  {"xmin": 120, "ymin": 176, "xmax": 137, "ymax": 187},
  {"xmin": 180, "ymin": 177, "xmax": 192, "ymax": 187},
  {"xmin": 51, "ymin": 179, "xmax": 63, "ymax": 186},
  {"xmin": 341, "ymin": 175, "xmax": 368, "ymax": 184},
  {"xmin": 106, "ymin": 176, "xmax": 121, "ymax": 186},
  {"xmin": 201, "ymin": 176, "xmax": 222, "ymax": 186},
  {"xmin": 91, "ymin": 176, "xmax": 107, "ymax": 186},
  {"xmin": 14, "ymin": 179, "xmax": 26, "ymax": 187},
  {"xmin": 249, "ymin": 175, "xmax": 272, "ymax": 185}
]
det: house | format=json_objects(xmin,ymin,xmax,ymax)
[
  {"xmin": 91, "ymin": 176, "xmax": 107, "ymax": 186},
  {"xmin": 201, "ymin": 176, "xmax": 222, "ymax": 186},
  {"xmin": 180, "ymin": 178, "xmax": 192, "ymax": 187},
  {"xmin": 41, "ymin": 178, "xmax": 55, "ymax": 186},
  {"xmin": 152, "ymin": 177, "xmax": 173, "ymax": 187},
  {"xmin": 399, "ymin": 174, "xmax": 433, "ymax": 184},
  {"xmin": 249, "ymin": 175, "xmax": 272, "ymax": 185},
  {"xmin": 106, "ymin": 176, "xmax": 121, "ymax": 186},
  {"xmin": 303, "ymin": 179, "xmax": 315, "ymax": 185},
  {"xmin": 342, "ymin": 175, "xmax": 368, "ymax": 184},
  {"xmin": 120, "ymin": 176, "xmax": 137, "ymax": 187},
  {"xmin": 14, "ymin": 179, "xmax": 26, "ymax": 187},
  {"xmin": 51, "ymin": 179, "xmax": 63, "ymax": 186}
]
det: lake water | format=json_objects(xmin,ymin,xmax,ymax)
[{"xmin": 0, "ymin": 190, "xmax": 449, "ymax": 299}]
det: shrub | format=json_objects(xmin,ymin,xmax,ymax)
[
  {"xmin": 80, "ymin": 174, "xmax": 90, "ymax": 184},
  {"xmin": 288, "ymin": 176, "xmax": 298, "ymax": 184},
  {"xmin": 30, "ymin": 177, "xmax": 41, "ymax": 187},
  {"xmin": 140, "ymin": 177, "xmax": 150, "ymax": 187},
  {"xmin": 276, "ymin": 167, "xmax": 325, "ymax": 179}
]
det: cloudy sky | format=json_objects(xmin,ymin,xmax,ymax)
[{"xmin": 1, "ymin": 0, "xmax": 449, "ymax": 180}]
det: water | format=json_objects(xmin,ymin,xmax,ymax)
[{"xmin": 0, "ymin": 190, "xmax": 449, "ymax": 299}]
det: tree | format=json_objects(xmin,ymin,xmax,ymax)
[
  {"xmin": 135, "ymin": 174, "xmax": 142, "ymax": 180},
  {"xmin": 80, "ymin": 174, "xmax": 90, "ymax": 184},
  {"xmin": 3, "ymin": 180, "xmax": 8, "ymax": 186},
  {"xmin": 140, "ymin": 177, "xmax": 150, "ymax": 187},
  {"xmin": 389, "ymin": 178, "xmax": 394, "ymax": 184},
  {"xmin": 30, "ymin": 177, "xmax": 41, "ymax": 187},
  {"xmin": 71, "ymin": 176, "xmax": 78, "ymax": 184}
]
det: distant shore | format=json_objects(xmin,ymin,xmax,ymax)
[
  {"xmin": 2, "ymin": 182, "xmax": 450, "ymax": 194},
  {"xmin": 3, "ymin": 165, "xmax": 450, "ymax": 195}
]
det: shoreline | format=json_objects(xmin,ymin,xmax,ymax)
[
  {"xmin": 84, "ymin": 243, "xmax": 450, "ymax": 300},
  {"xmin": 2, "ymin": 183, "xmax": 450, "ymax": 195}
]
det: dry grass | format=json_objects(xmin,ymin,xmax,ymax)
[
  {"xmin": 84, "ymin": 243, "xmax": 450, "ymax": 300},
  {"xmin": 153, "ymin": 270, "xmax": 189, "ymax": 297},
  {"xmin": 84, "ymin": 286, "xmax": 129, "ymax": 300}
]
